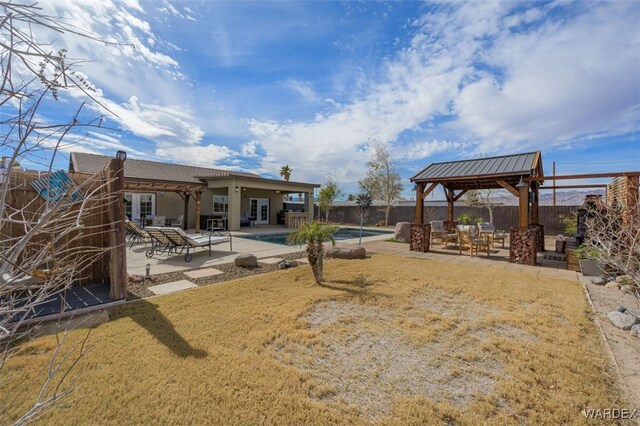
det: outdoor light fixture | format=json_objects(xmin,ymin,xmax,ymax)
[
  {"xmin": 116, "ymin": 150, "xmax": 127, "ymax": 161},
  {"xmin": 145, "ymin": 263, "xmax": 150, "ymax": 279},
  {"xmin": 515, "ymin": 176, "xmax": 527, "ymax": 188},
  {"xmin": 235, "ymin": 186, "xmax": 239, "ymax": 192},
  {"xmin": 275, "ymin": 190, "xmax": 280, "ymax": 193}
]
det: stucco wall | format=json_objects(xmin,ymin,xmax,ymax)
[{"xmin": 240, "ymin": 188, "xmax": 285, "ymax": 225}]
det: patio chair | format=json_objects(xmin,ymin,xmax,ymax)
[
  {"xmin": 158, "ymin": 227, "xmax": 232, "ymax": 262},
  {"xmin": 151, "ymin": 215, "xmax": 166, "ymax": 227},
  {"xmin": 170, "ymin": 215, "xmax": 184, "ymax": 228},
  {"xmin": 477, "ymin": 222, "xmax": 507, "ymax": 248},
  {"xmin": 430, "ymin": 220, "xmax": 447, "ymax": 244},
  {"xmin": 145, "ymin": 226, "xmax": 177, "ymax": 258},
  {"xmin": 240, "ymin": 213, "xmax": 254, "ymax": 227},
  {"xmin": 457, "ymin": 225, "xmax": 490, "ymax": 257},
  {"xmin": 125, "ymin": 219, "xmax": 150, "ymax": 249}
]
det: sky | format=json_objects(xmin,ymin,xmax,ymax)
[{"xmin": 8, "ymin": 0, "xmax": 640, "ymax": 200}]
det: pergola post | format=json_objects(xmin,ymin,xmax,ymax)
[
  {"xmin": 531, "ymin": 182, "xmax": 539, "ymax": 224},
  {"xmin": 445, "ymin": 187, "xmax": 454, "ymax": 222},
  {"xmin": 108, "ymin": 153, "xmax": 127, "ymax": 300},
  {"xmin": 415, "ymin": 182, "xmax": 425, "ymax": 223},
  {"xmin": 194, "ymin": 190, "xmax": 202, "ymax": 233},
  {"xmin": 182, "ymin": 192, "xmax": 190, "ymax": 230},
  {"xmin": 517, "ymin": 179, "xmax": 529, "ymax": 228}
]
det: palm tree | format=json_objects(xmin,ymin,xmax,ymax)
[
  {"xmin": 356, "ymin": 193, "xmax": 372, "ymax": 246},
  {"xmin": 279, "ymin": 165, "xmax": 292, "ymax": 181},
  {"xmin": 287, "ymin": 221, "xmax": 338, "ymax": 283}
]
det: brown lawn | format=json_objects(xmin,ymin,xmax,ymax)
[{"xmin": 2, "ymin": 254, "xmax": 624, "ymax": 425}]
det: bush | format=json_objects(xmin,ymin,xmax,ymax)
[{"xmin": 558, "ymin": 212, "xmax": 577, "ymax": 236}]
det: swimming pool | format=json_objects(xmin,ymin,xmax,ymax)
[{"xmin": 237, "ymin": 227, "xmax": 392, "ymax": 245}]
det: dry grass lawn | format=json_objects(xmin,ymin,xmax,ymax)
[{"xmin": 2, "ymin": 254, "xmax": 624, "ymax": 425}]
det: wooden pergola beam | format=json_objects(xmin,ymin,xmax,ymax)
[
  {"xmin": 453, "ymin": 189, "xmax": 467, "ymax": 201},
  {"xmin": 497, "ymin": 180, "xmax": 519, "ymax": 197},
  {"xmin": 539, "ymin": 184, "xmax": 608, "ymax": 190},
  {"xmin": 420, "ymin": 182, "xmax": 438, "ymax": 200},
  {"xmin": 526, "ymin": 171, "xmax": 640, "ymax": 182}
]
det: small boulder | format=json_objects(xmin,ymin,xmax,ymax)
[
  {"xmin": 631, "ymin": 324, "xmax": 640, "ymax": 337},
  {"xmin": 325, "ymin": 246, "xmax": 367, "ymax": 259},
  {"xmin": 393, "ymin": 222, "xmax": 411, "ymax": 243},
  {"xmin": 129, "ymin": 274, "xmax": 145, "ymax": 283},
  {"xmin": 607, "ymin": 311, "xmax": 639, "ymax": 330},
  {"xmin": 235, "ymin": 254, "xmax": 258, "ymax": 268},
  {"xmin": 604, "ymin": 281, "xmax": 620, "ymax": 290},
  {"xmin": 590, "ymin": 276, "xmax": 606, "ymax": 285},
  {"xmin": 278, "ymin": 260, "xmax": 296, "ymax": 269},
  {"xmin": 621, "ymin": 285, "xmax": 635, "ymax": 295}
]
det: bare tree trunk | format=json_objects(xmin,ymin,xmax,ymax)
[
  {"xmin": 306, "ymin": 241, "xmax": 322, "ymax": 283},
  {"xmin": 385, "ymin": 204, "xmax": 390, "ymax": 227}
]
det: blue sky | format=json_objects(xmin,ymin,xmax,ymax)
[{"xmin": 15, "ymin": 0, "xmax": 640, "ymax": 199}]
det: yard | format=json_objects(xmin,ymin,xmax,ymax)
[{"xmin": 4, "ymin": 254, "xmax": 624, "ymax": 425}]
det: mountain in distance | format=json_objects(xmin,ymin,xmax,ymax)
[{"xmin": 489, "ymin": 189, "xmax": 605, "ymax": 206}]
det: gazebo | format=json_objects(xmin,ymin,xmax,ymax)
[{"xmin": 410, "ymin": 151, "xmax": 545, "ymax": 264}]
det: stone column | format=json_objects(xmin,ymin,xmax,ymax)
[
  {"xmin": 304, "ymin": 191, "xmax": 314, "ymax": 223},
  {"xmin": 410, "ymin": 223, "xmax": 431, "ymax": 253}
]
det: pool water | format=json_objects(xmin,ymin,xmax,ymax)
[{"xmin": 238, "ymin": 227, "xmax": 392, "ymax": 245}]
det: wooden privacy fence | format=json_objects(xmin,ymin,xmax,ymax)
[
  {"xmin": 2, "ymin": 160, "xmax": 126, "ymax": 299},
  {"xmin": 326, "ymin": 205, "xmax": 580, "ymax": 235}
]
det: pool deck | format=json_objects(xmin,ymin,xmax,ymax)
[{"xmin": 127, "ymin": 225, "xmax": 392, "ymax": 276}]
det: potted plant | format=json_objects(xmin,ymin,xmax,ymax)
[{"xmin": 575, "ymin": 244, "xmax": 606, "ymax": 276}]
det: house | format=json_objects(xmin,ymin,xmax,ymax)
[{"xmin": 69, "ymin": 152, "xmax": 319, "ymax": 231}]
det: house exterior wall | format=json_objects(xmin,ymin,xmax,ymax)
[{"xmin": 240, "ymin": 188, "xmax": 285, "ymax": 225}]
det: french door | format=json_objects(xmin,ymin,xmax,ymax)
[
  {"xmin": 125, "ymin": 193, "xmax": 155, "ymax": 223},
  {"xmin": 250, "ymin": 198, "xmax": 269, "ymax": 224}
]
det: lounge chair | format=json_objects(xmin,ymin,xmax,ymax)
[
  {"xmin": 145, "ymin": 227, "xmax": 177, "ymax": 258},
  {"xmin": 430, "ymin": 220, "xmax": 447, "ymax": 244},
  {"xmin": 477, "ymin": 222, "xmax": 507, "ymax": 248},
  {"xmin": 155, "ymin": 227, "xmax": 232, "ymax": 262},
  {"xmin": 125, "ymin": 219, "xmax": 150, "ymax": 249},
  {"xmin": 457, "ymin": 225, "xmax": 490, "ymax": 257}
]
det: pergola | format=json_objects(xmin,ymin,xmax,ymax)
[
  {"xmin": 411, "ymin": 151, "xmax": 544, "ymax": 229},
  {"xmin": 124, "ymin": 178, "xmax": 206, "ymax": 231}
]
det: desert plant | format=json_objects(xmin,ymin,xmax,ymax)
[
  {"xmin": 287, "ymin": 221, "xmax": 338, "ymax": 283},
  {"xmin": 456, "ymin": 213, "xmax": 472, "ymax": 225},
  {"xmin": 558, "ymin": 212, "xmax": 578, "ymax": 236}
]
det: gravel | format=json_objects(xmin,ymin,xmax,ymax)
[{"xmin": 127, "ymin": 251, "xmax": 306, "ymax": 299}]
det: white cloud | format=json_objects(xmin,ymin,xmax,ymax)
[
  {"xmin": 283, "ymin": 79, "xmax": 320, "ymax": 103},
  {"xmin": 398, "ymin": 140, "xmax": 468, "ymax": 161}
]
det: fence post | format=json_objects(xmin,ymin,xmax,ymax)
[{"xmin": 108, "ymin": 154, "xmax": 127, "ymax": 300}]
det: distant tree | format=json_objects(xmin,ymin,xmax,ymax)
[
  {"xmin": 358, "ymin": 141, "xmax": 403, "ymax": 227},
  {"xmin": 347, "ymin": 193, "xmax": 355, "ymax": 201},
  {"xmin": 464, "ymin": 189, "xmax": 494, "ymax": 224},
  {"xmin": 318, "ymin": 178, "xmax": 343, "ymax": 222},
  {"xmin": 287, "ymin": 221, "xmax": 338, "ymax": 283},
  {"xmin": 279, "ymin": 165, "xmax": 292, "ymax": 181}
]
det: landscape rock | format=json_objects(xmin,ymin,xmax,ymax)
[
  {"xmin": 129, "ymin": 274, "xmax": 145, "ymax": 283},
  {"xmin": 326, "ymin": 246, "xmax": 367, "ymax": 259},
  {"xmin": 620, "ymin": 285, "xmax": 635, "ymax": 295},
  {"xmin": 278, "ymin": 260, "xmax": 297, "ymax": 269},
  {"xmin": 604, "ymin": 281, "xmax": 620, "ymax": 290},
  {"xmin": 590, "ymin": 276, "xmax": 606, "ymax": 285},
  {"xmin": 393, "ymin": 222, "xmax": 411, "ymax": 243},
  {"xmin": 607, "ymin": 311, "xmax": 639, "ymax": 330},
  {"xmin": 631, "ymin": 324, "xmax": 640, "ymax": 337},
  {"xmin": 235, "ymin": 254, "xmax": 258, "ymax": 268}
]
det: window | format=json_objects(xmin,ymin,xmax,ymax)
[{"xmin": 213, "ymin": 195, "xmax": 228, "ymax": 213}]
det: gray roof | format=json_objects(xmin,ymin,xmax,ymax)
[
  {"xmin": 411, "ymin": 151, "xmax": 540, "ymax": 182},
  {"xmin": 70, "ymin": 152, "xmax": 260, "ymax": 184}
]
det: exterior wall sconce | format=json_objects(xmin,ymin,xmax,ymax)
[
  {"xmin": 235, "ymin": 186, "xmax": 239, "ymax": 192},
  {"xmin": 515, "ymin": 176, "xmax": 527, "ymax": 188},
  {"xmin": 275, "ymin": 190, "xmax": 280, "ymax": 193}
]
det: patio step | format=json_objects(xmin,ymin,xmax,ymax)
[{"xmin": 543, "ymin": 253, "xmax": 567, "ymax": 262}]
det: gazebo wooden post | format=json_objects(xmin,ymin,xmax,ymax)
[
  {"xmin": 182, "ymin": 192, "xmax": 190, "ymax": 230},
  {"xmin": 194, "ymin": 190, "xmax": 202, "ymax": 233},
  {"xmin": 415, "ymin": 182, "xmax": 425, "ymax": 223},
  {"xmin": 626, "ymin": 176, "xmax": 639, "ymax": 223},
  {"xmin": 445, "ymin": 186, "xmax": 454, "ymax": 222},
  {"xmin": 531, "ymin": 182, "xmax": 539, "ymax": 224},
  {"xmin": 518, "ymin": 180, "xmax": 529, "ymax": 228}
]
